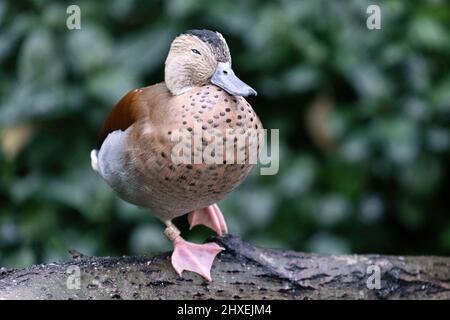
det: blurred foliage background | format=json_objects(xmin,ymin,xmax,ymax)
[{"xmin": 1, "ymin": 0, "xmax": 449, "ymax": 268}]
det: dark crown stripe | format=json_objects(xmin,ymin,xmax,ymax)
[
  {"xmin": 184, "ymin": 29, "xmax": 229, "ymax": 62},
  {"xmin": 185, "ymin": 29, "xmax": 223, "ymax": 48}
]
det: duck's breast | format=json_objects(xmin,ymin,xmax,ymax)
[{"xmin": 99, "ymin": 85, "xmax": 264, "ymax": 221}]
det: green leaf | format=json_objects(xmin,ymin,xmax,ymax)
[{"xmin": 18, "ymin": 28, "xmax": 64, "ymax": 85}]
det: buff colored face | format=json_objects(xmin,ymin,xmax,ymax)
[{"xmin": 164, "ymin": 32, "xmax": 257, "ymax": 97}]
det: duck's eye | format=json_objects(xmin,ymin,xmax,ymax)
[{"xmin": 191, "ymin": 49, "xmax": 201, "ymax": 55}]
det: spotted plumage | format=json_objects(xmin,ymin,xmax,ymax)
[{"xmin": 95, "ymin": 84, "xmax": 262, "ymax": 221}]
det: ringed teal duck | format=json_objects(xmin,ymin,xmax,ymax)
[{"xmin": 91, "ymin": 29, "xmax": 263, "ymax": 281}]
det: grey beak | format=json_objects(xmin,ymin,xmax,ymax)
[{"xmin": 211, "ymin": 62, "xmax": 257, "ymax": 97}]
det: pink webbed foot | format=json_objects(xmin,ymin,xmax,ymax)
[
  {"xmin": 188, "ymin": 203, "xmax": 228, "ymax": 236},
  {"xmin": 171, "ymin": 236, "xmax": 224, "ymax": 281}
]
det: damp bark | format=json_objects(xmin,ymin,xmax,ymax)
[{"xmin": 0, "ymin": 235, "xmax": 449, "ymax": 300}]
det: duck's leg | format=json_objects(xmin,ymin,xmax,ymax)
[
  {"xmin": 188, "ymin": 203, "xmax": 228, "ymax": 236},
  {"xmin": 164, "ymin": 221, "xmax": 224, "ymax": 281}
]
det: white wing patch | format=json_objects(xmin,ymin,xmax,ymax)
[{"xmin": 90, "ymin": 149, "xmax": 99, "ymax": 172}]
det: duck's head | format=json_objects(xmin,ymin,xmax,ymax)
[{"xmin": 165, "ymin": 29, "xmax": 257, "ymax": 97}]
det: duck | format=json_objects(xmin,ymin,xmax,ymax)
[{"xmin": 90, "ymin": 29, "xmax": 264, "ymax": 281}]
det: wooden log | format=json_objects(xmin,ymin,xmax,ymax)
[{"xmin": 0, "ymin": 235, "xmax": 449, "ymax": 299}]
